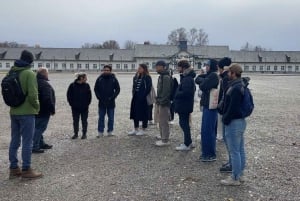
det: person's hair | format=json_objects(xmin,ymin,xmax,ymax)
[
  {"xmin": 75, "ymin": 72, "xmax": 87, "ymax": 81},
  {"xmin": 138, "ymin": 63, "xmax": 149, "ymax": 76},
  {"xmin": 37, "ymin": 67, "xmax": 48, "ymax": 75},
  {"xmin": 177, "ymin": 60, "xmax": 191, "ymax": 69},
  {"xmin": 229, "ymin": 63, "xmax": 243, "ymax": 78},
  {"xmin": 218, "ymin": 57, "xmax": 232, "ymax": 69},
  {"xmin": 103, "ymin": 65, "xmax": 112, "ymax": 71}
]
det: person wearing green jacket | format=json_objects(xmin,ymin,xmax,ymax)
[
  {"xmin": 8, "ymin": 50, "xmax": 42, "ymax": 180},
  {"xmin": 155, "ymin": 60, "xmax": 172, "ymax": 147}
]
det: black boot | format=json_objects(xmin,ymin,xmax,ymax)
[
  {"xmin": 81, "ymin": 134, "xmax": 87, "ymax": 139},
  {"xmin": 71, "ymin": 134, "xmax": 78, "ymax": 139}
]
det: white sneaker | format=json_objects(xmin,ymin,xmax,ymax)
[
  {"xmin": 97, "ymin": 132, "xmax": 104, "ymax": 138},
  {"xmin": 155, "ymin": 140, "xmax": 170, "ymax": 147},
  {"xmin": 127, "ymin": 130, "xmax": 137, "ymax": 136},
  {"xmin": 239, "ymin": 175, "xmax": 246, "ymax": 182},
  {"xmin": 136, "ymin": 130, "xmax": 145, "ymax": 136},
  {"xmin": 169, "ymin": 121, "xmax": 174, "ymax": 125},
  {"xmin": 175, "ymin": 144, "xmax": 191, "ymax": 151},
  {"xmin": 155, "ymin": 135, "xmax": 162, "ymax": 140},
  {"xmin": 221, "ymin": 176, "xmax": 241, "ymax": 186},
  {"xmin": 107, "ymin": 132, "xmax": 115, "ymax": 137}
]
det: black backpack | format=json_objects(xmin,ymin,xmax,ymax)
[{"xmin": 1, "ymin": 70, "xmax": 26, "ymax": 107}]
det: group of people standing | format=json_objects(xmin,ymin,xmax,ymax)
[{"xmin": 6, "ymin": 50, "xmax": 251, "ymax": 187}]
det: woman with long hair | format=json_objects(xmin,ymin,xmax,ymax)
[{"xmin": 128, "ymin": 64, "xmax": 152, "ymax": 135}]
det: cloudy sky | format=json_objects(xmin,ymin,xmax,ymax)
[{"xmin": 1, "ymin": 0, "xmax": 299, "ymax": 50}]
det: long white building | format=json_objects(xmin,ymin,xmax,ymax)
[{"xmin": 0, "ymin": 41, "xmax": 299, "ymax": 73}]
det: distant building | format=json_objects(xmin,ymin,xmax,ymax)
[{"xmin": 0, "ymin": 41, "xmax": 299, "ymax": 73}]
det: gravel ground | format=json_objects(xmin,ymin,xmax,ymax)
[{"xmin": 0, "ymin": 73, "xmax": 299, "ymax": 201}]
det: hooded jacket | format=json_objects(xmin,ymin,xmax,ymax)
[
  {"xmin": 9, "ymin": 61, "xmax": 40, "ymax": 115},
  {"xmin": 174, "ymin": 67, "xmax": 196, "ymax": 114},
  {"xmin": 67, "ymin": 81, "xmax": 92, "ymax": 111},
  {"xmin": 156, "ymin": 69, "xmax": 172, "ymax": 107},
  {"xmin": 36, "ymin": 73, "xmax": 56, "ymax": 117}
]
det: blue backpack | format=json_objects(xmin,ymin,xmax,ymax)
[{"xmin": 241, "ymin": 85, "xmax": 254, "ymax": 118}]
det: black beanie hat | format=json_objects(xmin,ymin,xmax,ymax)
[
  {"xmin": 20, "ymin": 50, "xmax": 34, "ymax": 65},
  {"xmin": 207, "ymin": 59, "xmax": 218, "ymax": 72},
  {"xmin": 218, "ymin": 57, "xmax": 232, "ymax": 69},
  {"xmin": 156, "ymin": 60, "xmax": 168, "ymax": 69}
]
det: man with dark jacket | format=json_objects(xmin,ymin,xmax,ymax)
[
  {"xmin": 174, "ymin": 60, "xmax": 196, "ymax": 151},
  {"xmin": 94, "ymin": 65, "xmax": 120, "ymax": 137},
  {"xmin": 220, "ymin": 63, "xmax": 248, "ymax": 186},
  {"xmin": 67, "ymin": 73, "xmax": 92, "ymax": 139},
  {"xmin": 195, "ymin": 59, "xmax": 219, "ymax": 162},
  {"xmin": 8, "ymin": 50, "xmax": 42, "ymax": 179},
  {"xmin": 155, "ymin": 60, "xmax": 172, "ymax": 147},
  {"xmin": 32, "ymin": 67, "xmax": 56, "ymax": 153}
]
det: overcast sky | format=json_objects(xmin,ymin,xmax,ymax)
[{"xmin": 1, "ymin": 0, "xmax": 299, "ymax": 50}]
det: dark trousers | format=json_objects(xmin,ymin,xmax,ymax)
[
  {"xmin": 179, "ymin": 113, "xmax": 192, "ymax": 146},
  {"xmin": 170, "ymin": 102, "xmax": 175, "ymax": 121},
  {"xmin": 33, "ymin": 116, "xmax": 50, "ymax": 150},
  {"xmin": 72, "ymin": 109, "xmax": 88, "ymax": 135},
  {"xmin": 148, "ymin": 104, "xmax": 153, "ymax": 121},
  {"xmin": 200, "ymin": 107, "xmax": 217, "ymax": 158},
  {"xmin": 134, "ymin": 119, "xmax": 148, "ymax": 129}
]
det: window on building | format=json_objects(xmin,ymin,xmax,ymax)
[
  {"xmin": 259, "ymin": 66, "xmax": 264, "ymax": 71},
  {"xmin": 116, "ymin": 64, "xmax": 121, "ymax": 69},
  {"xmin": 124, "ymin": 64, "xmax": 128, "ymax": 69},
  {"xmin": 38, "ymin": 63, "xmax": 43, "ymax": 68},
  {"xmin": 274, "ymin": 66, "xmax": 278, "ymax": 71},
  {"xmin": 288, "ymin": 66, "xmax": 292, "ymax": 72},
  {"xmin": 267, "ymin": 66, "xmax": 270, "ymax": 71},
  {"xmin": 152, "ymin": 62, "xmax": 156, "ymax": 69},
  {"xmin": 93, "ymin": 64, "xmax": 97, "ymax": 69},
  {"xmin": 101, "ymin": 64, "xmax": 105, "ymax": 68},
  {"xmin": 77, "ymin": 64, "xmax": 82, "ymax": 69},
  {"xmin": 62, "ymin": 63, "xmax": 66, "ymax": 68},
  {"xmin": 54, "ymin": 63, "xmax": 58, "ymax": 69},
  {"xmin": 244, "ymin": 66, "xmax": 249, "ymax": 72},
  {"xmin": 252, "ymin": 66, "xmax": 256, "ymax": 71},
  {"xmin": 6, "ymin": 63, "xmax": 10, "ymax": 68},
  {"xmin": 295, "ymin": 66, "xmax": 299, "ymax": 71},
  {"xmin": 70, "ymin": 63, "xmax": 74, "ymax": 69},
  {"xmin": 85, "ymin": 64, "xmax": 89, "ymax": 69},
  {"xmin": 281, "ymin": 66, "xmax": 285, "ymax": 71},
  {"xmin": 46, "ymin": 63, "xmax": 50, "ymax": 68},
  {"xmin": 131, "ymin": 64, "xmax": 136, "ymax": 69},
  {"xmin": 0, "ymin": 63, "xmax": 2, "ymax": 68}
]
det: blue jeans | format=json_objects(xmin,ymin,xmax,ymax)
[
  {"xmin": 222, "ymin": 121, "xmax": 232, "ymax": 165},
  {"xmin": 9, "ymin": 115, "xmax": 35, "ymax": 170},
  {"xmin": 179, "ymin": 113, "xmax": 192, "ymax": 146},
  {"xmin": 200, "ymin": 107, "xmax": 217, "ymax": 158},
  {"xmin": 98, "ymin": 107, "xmax": 115, "ymax": 133},
  {"xmin": 225, "ymin": 118, "xmax": 247, "ymax": 180},
  {"xmin": 33, "ymin": 116, "xmax": 50, "ymax": 150}
]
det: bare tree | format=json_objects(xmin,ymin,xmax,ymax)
[
  {"xmin": 0, "ymin": 41, "xmax": 29, "ymax": 48},
  {"xmin": 188, "ymin": 28, "xmax": 198, "ymax": 45},
  {"xmin": 124, "ymin": 40, "xmax": 136, "ymax": 49},
  {"xmin": 102, "ymin": 40, "xmax": 120, "ymax": 49},
  {"xmin": 241, "ymin": 42, "xmax": 269, "ymax": 51},
  {"xmin": 196, "ymin": 29, "xmax": 209, "ymax": 46},
  {"xmin": 167, "ymin": 27, "xmax": 187, "ymax": 45},
  {"xmin": 82, "ymin": 43, "xmax": 102, "ymax": 49}
]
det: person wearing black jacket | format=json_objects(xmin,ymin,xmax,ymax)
[
  {"xmin": 128, "ymin": 64, "xmax": 152, "ymax": 136},
  {"xmin": 195, "ymin": 59, "xmax": 219, "ymax": 162},
  {"xmin": 32, "ymin": 67, "xmax": 56, "ymax": 153},
  {"xmin": 94, "ymin": 65, "xmax": 120, "ymax": 137},
  {"xmin": 67, "ymin": 73, "xmax": 92, "ymax": 139},
  {"xmin": 174, "ymin": 60, "xmax": 196, "ymax": 151},
  {"xmin": 220, "ymin": 63, "xmax": 247, "ymax": 186}
]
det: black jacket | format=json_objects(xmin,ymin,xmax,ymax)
[
  {"xmin": 36, "ymin": 74, "xmax": 56, "ymax": 117},
  {"xmin": 94, "ymin": 74, "xmax": 120, "ymax": 108},
  {"xmin": 130, "ymin": 74, "xmax": 152, "ymax": 121},
  {"xmin": 174, "ymin": 68, "xmax": 196, "ymax": 114},
  {"xmin": 67, "ymin": 81, "xmax": 92, "ymax": 111},
  {"xmin": 222, "ymin": 78, "xmax": 248, "ymax": 125},
  {"xmin": 195, "ymin": 71, "xmax": 219, "ymax": 108},
  {"xmin": 218, "ymin": 70, "xmax": 230, "ymax": 103}
]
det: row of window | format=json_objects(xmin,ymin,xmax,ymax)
[{"xmin": 244, "ymin": 65, "xmax": 299, "ymax": 72}]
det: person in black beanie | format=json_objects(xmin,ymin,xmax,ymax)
[
  {"xmin": 195, "ymin": 59, "xmax": 219, "ymax": 162},
  {"xmin": 67, "ymin": 72, "xmax": 92, "ymax": 139}
]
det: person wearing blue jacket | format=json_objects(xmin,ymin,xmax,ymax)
[{"xmin": 174, "ymin": 60, "xmax": 196, "ymax": 151}]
